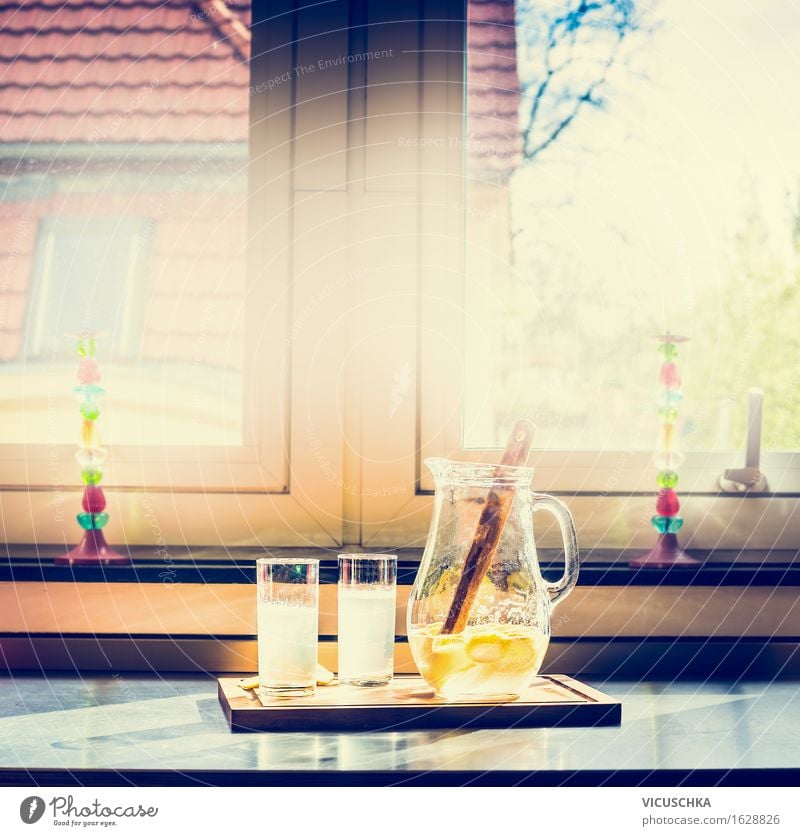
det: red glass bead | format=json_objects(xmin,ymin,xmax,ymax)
[
  {"xmin": 659, "ymin": 361, "xmax": 681, "ymax": 389},
  {"xmin": 82, "ymin": 485, "xmax": 106, "ymax": 513},
  {"xmin": 656, "ymin": 488, "xmax": 680, "ymax": 516}
]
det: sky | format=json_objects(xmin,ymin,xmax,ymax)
[{"xmin": 514, "ymin": 0, "xmax": 800, "ymax": 323}]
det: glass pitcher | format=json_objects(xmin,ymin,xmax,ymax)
[{"xmin": 407, "ymin": 458, "xmax": 579, "ymax": 700}]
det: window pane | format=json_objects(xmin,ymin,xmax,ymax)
[
  {"xmin": 0, "ymin": 0, "xmax": 251, "ymax": 446},
  {"xmin": 464, "ymin": 0, "xmax": 800, "ymax": 454}
]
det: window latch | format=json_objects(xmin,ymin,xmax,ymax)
[{"xmin": 719, "ymin": 387, "xmax": 769, "ymax": 493}]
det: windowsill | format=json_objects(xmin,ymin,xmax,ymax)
[
  {"xmin": 2, "ymin": 544, "xmax": 799, "ymax": 586},
  {"xmin": 4, "ymin": 545, "xmax": 800, "ymax": 679}
]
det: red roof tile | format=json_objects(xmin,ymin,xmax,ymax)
[{"xmin": 0, "ymin": 0, "xmax": 250, "ymax": 144}]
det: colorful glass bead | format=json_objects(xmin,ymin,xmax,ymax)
[
  {"xmin": 82, "ymin": 485, "xmax": 106, "ymax": 513},
  {"xmin": 651, "ymin": 515, "xmax": 684, "ymax": 534},
  {"xmin": 658, "ymin": 405, "xmax": 678, "ymax": 423},
  {"xmin": 81, "ymin": 468, "xmax": 103, "ymax": 486},
  {"xmin": 666, "ymin": 516, "xmax": 683, "ymax": 533},
  {"xmin": 75, "ymin": 447, "xmax": 108, "ymax": 469},
  {"xmin": 659, "ymin": 362, "xmax": 681, "ymax": 389},
  {"xmin": 656, "ymin": 488, "xmax": 680, "ymax": 516},
  {"xmin": 76, "ymin": 336, "xmax": 96, "ymax": 357},
  {"xmin": 665, "ymin": 390, "xmax": 683, "ymax": 404},
  {"xmin": 659, "ymin": 422, "xmax": 676, "ymax": 452},
  {"xmin": 76, "ymin": 512, "xmax": 109, "ymax": 530},
  {"xmin": 81, "ymin": 419, "xmax": 99, "ymax": 449},
  {"xmin": 657, "ymin": 470, "xmax": 679, "ymax": 488},
  {"xmin": 653, "ymin": 451, "xmax": 686, "ymax": 471},
  {"xmin": 80, "ymin": 401, "xmax": 100, "ymax": 421},
  {"xmin": 77, "ymin": 357, "xmax": 101, "ymax": 385},
  {"xmin": 658, "ymin": 342, "xmax": 678, "ymax": 361},
  {"xmin": 73, "ymin": 383, "xmax": 105, "ymax": 401}
]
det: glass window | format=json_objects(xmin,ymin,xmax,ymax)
[
  {"xmin": 463, "ymin": 0, "xmax": 800, "ymax": 456},
  {"xmin": 0, "ymin": 0, "xmax": 251, "ymax": 448}
]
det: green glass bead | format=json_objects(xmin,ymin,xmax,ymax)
[
  {"xmin": 81, "ymin": 468, "xmax": 103, "ymax": 485},
  {"xmin": 651, "ymin": 515, "xmax": 669, "ymax": 533},
  {"xmin": 76, "ymin": 512, "xmax": 109, "ymax": 530},
  {"xmin": 657, "ymin": 470, "xmax": 679, "ymax": 488},
  {"xmin": 659, "ymin": 342, "xmax": 678, "ymax": 361},
  {"xmin": 651, "ymin": 514, "xmax": 684, "ymax": 533},
  {"xmin": 77, "ymin": 336, "xmax": 96, "ymax": 358},
  {"xmin": 80, "ymin": 401, "xmax": 100, "ymax": 421},
  {"xmin": 74, "ymin": 383, "xmax": 104, "ymax": 399},
  {"xmin": 658, "ymin": 406, "xmax": 678, "ymax": 423},
  {"xmin": 667, "ymin": 516, "xmax": 684, "ymax": 533}
]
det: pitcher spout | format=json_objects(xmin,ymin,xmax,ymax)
[{"xmin": 423, "ymin": 457, "xmax": 451, "ymax": 488}]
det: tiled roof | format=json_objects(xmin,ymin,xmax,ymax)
[
  {"xmin": 0, "ymin": 0, "xmax": 250, "ymax": 144},
  {"xmin": 467, "ymin": 0, "xmax": 522, "ymax": 183}
]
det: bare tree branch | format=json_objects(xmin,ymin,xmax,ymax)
[{"xmin": 517, "ymin": 0, "xmax": 638, "ymax": 162}]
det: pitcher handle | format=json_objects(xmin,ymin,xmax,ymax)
[{"xmin": 532, "ymin": 493, "xmax": 580, "ymax": 608}]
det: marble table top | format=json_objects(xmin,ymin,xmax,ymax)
[{"xmin": 1, "ymin": 674, "xmax": 799, "ymax": 785}]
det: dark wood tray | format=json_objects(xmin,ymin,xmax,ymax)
[{"xmin": 218, "ymin": 675, "xmax": 621, "ymax": 732}]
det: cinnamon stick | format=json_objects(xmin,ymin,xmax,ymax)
[{"xmin": 440, "ymin": 419, "xmax": 535, "ymax": 634}]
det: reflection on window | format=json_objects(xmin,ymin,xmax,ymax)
[
  {"xmin": 0, "ymin": 0, "xmax": 251, "ymax": 446},
  {"xmin": 464, "ymin": 0, "xmax": 800, "ymax": 454}
]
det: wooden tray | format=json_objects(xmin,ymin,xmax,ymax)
[{"xmin": 218, "ymin": 675, "xmax": 621, "ymax": 732}]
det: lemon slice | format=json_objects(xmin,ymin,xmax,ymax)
[
  {"xmin": 428, "ymin": 633, "xmax": 470, "ymax": 689},
  {"xmin": 431, "ymin": 633, "xmax": 464, "ymax": 653},
  {"xmin": 236, "ymin": 664, "xmax": 336, "ymax": 691},
  {"xmin": 466, "ymin": 632, "xmax": 506, "ymax": 664},
  {"xmin": 237, "ymin": 675, "xmax": 259, "ymax": 691},
  {"xmin": 496, "ymin": 634, "xmax": 538, "ymax": 673}
]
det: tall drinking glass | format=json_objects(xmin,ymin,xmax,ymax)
[
  {"xmin": 257, "ymin": 557, "xmax": 319, "ymax": 698},
  {"xmin": 337, "ymin": 554, "xmax": 397, "ymax": 686}
]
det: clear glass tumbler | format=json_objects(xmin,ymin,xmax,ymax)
[
  {"xmin": 256, "ymin": 557, "xmax": 319, "ymax": 698},
  {"xmin": 337, "ymin": 554, "xmax": 397, "ymax": 686}
]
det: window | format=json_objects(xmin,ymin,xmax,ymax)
[
  {"xmin": 460, "ymin": 0, "xmax": 800, "ymax": 460},
  {"xmin": 1, "ymin": 1, "xmax": 251, "ymax": 451},
  {"xmin": 3, "ymin": 0, "xmax": 799, "ymax": 552},
  {"xmin": 388, "ymin": 0, "xmax": 800, "ymax": 549},
  {"xmin": 0, "ymin": 0, "xmax": 344, "ymax": 546}
]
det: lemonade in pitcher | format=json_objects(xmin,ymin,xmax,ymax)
[
  {"xmin": 407, "ymin": 457, "xmax": 579, "ymax": 701},
  {"xmin": 409, "ymin": 621, "xmax": 549, "ymax": 700}
]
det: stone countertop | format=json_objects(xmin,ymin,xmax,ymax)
[{"xmin": 1, "ymin": 674, "xmax": 799, "ymax": 785}]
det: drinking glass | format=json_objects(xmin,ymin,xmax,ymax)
[
  {"xmin": 337, "ymin": 554, "xmax": 397, "ymax": 686},
  {"xmin": 256, "ymin": 557, "xmax": 319, "ymax": 698}
]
